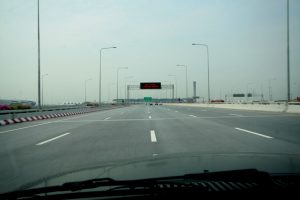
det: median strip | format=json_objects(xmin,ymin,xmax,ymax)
[
  {"xmin": 36, "ymin": 132, "xmax": 71, "ymax": 145},
  {"xmin": 235, "ymin": 128, "xmax": 273, "ymax": 139}
]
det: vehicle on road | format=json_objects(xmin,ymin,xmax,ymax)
[
  {"xmin": 0, "ymin": 104, "xmax": 11, "ymax": 110},
  {"xmin": 210, "ymin": 100, "xmax": 225, "ymax": 103},
  {"xmin": 0, "ymin": 99, "xmax": 35, "ymax": 110}
]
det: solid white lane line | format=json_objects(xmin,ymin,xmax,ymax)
[
  {"xmin": 189, "ymin": 115, "xmax": 197, "ymax": 118},
  {"xmin": 104, "ymin": 117, "xmax": 111, "ymax": 120},
  {"xmin": 0, "ymin": 121, "xmax": 54, "ymax": 134},
  {"xmin": 235, "ymin": 128, "xmax": 273, "ymax": 139},
  {"xmin": 36, "ymin": 132, "xmax": 71, "ymax": 145},
  {"xmin": 149, "ymin": 116, "xmax": 152, "ymax": 119},
  {"xmin": 174, "ymin": 110, "xmax": 178, "ymax": 112},
  {"xmin": 229, "ymin": 114, "xmax": 243, "ymax": 117},
  {"xmin": 150, "ymin": 130, "xmax": 157, "ymax": 142}
]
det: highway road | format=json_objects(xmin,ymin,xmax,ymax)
[{"xmin": 0, "ymin": 104, "xmax": 300, "ymax": 193}]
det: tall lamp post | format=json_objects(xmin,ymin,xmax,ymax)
[
  {"xmin": 99, "ymin": 46, "xmax": 117, "ymax": 106},
  {"xmin": 176, "ymin": 64, "xmax": 188, "ymax": 98},
  {"xmin": 117, "ymin": 67, "xmax": 128, "ymax": 103},
  {"xmin": 37, "ymin": 0, "xmax": 41, "ymax": 109},
  {"xmin": 192, "ymin": 43, "xmax": 210, "ymax": 103},
  {"xmin": 287, "ymin": 0, "xmax": 290, "ymax": 102}
]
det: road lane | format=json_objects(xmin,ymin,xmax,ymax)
[
  {"xmin": 164, "ymin": 105, "xmax": 300, "ymax": 144},
  {"xmin": 0, "ymin": 104, "xmax": 300, "ymax": 193}
]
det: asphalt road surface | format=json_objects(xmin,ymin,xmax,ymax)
[{"xmin": 1, "ymin": 104, "xmax": 300, "ymax": 193}]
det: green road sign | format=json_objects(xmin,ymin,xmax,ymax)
[{"xmin": 144, "ymin": 97, "xmax": 152, "ymax": 102}]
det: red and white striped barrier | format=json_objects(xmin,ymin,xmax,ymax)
[{"xmin": 0, "ymin": 108, "xmax": 100, "ymax": 126}]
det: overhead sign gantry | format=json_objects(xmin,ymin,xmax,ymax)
[{"xmin": 126, "ymin": 82, "xmax": 174, "ymax": 103}]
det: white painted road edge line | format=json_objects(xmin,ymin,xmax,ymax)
[
  {"xmin": 104, "ymin": 117, "xmax": 111, "ymax": 120},
  {"xmin": 235, "ymin": 128, "xmax": 273, "ymax": 139},
  {"xmin": 150, "ymin": 130, "xmax": 157, "ymax": 142},
  {"xmin": 149, "ymin": 116, "xmax": 152, "ymax": 119},
  {"xmin": 36, "ymin": 132, "xmax": 71, "ymax": 145},
  {"xmin": 189, "ymin": 115, "xmax": 197, "ymax": 118},
  {"xmin": 229, "ymin": 114, "xmax": 244, "ymax": 117},
  {"xmin": 0, "ymin": 121, "xmax": 54, "ymax": 134}
]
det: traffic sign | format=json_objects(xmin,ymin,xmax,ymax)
[
  {"xmin": 140, "ymin": 82, "xmax": 161, "ymax": 89},
  {"xmin": 144, "ymin": 97, "xmax": 152, "ymax": 102},
  {"xmin": 233, "ymin": 94, "xmax": 245, "ymax": 97}
]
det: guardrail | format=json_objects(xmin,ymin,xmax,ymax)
[
  {"xmin": 0, "ymin": 105, "xmax": 93, "ymax": 120},
  {"xmin": 0, "ymin": 104, "xmax": 129, "ymax": 120},
  {"xmin": 212, "ymin": 101, "xmax": 300, "ymax": 105},
  {"xmin": 0, "ymin": 106, "xmax": 88, "ymax": 115}
]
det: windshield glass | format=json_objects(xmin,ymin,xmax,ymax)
[{"xmin": 0, "ymin": 0, "xmax": 300, "ymax": 194}]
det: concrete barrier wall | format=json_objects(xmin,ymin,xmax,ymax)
[
  {"xmin": 287, "ymin": 105, "xmax": 300, "ymax": 114},
  {"xmin": 167, "ymin": 103, "xmax": 300, "ymax": 114}
]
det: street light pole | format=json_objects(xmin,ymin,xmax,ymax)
[
  {"xmin": 117, "ymin": 67, "xmax": 128, "ymax": 103},
  {"xmin": 85, "ymin": 78, "xmax": 92, "ymax": 102},
  {"xmin": 192, "ymin": 43, "xmax": 210, "ymax": 103},
  {"xmin": 287, "ymin": 0, "xmax": 290, "ymax": 102},
  {"xmin": 176, "ymin": 65, "xmax": 188, "ymax": 98},
  {"xmin": 37, "ymin": 0, "xmax": 41, "ymax": 109},
  {"xmin": 41, "ymin": 74, "xmax": 48, "ymax": 106},
  {"xmin": 99, "ymin": 46, "xmax": 117, "ymax": 106}
]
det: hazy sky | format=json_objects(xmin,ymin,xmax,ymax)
[{"xmin": 0, "ymin": 0, "xmax": 299, "ymax": 104}]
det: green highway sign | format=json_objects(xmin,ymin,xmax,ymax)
[{"xmin": 144, "ymin": 97, "xmax": 152, "ymax": 102}]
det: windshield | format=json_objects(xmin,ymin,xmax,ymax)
[{"xmin": 0, "ymin": 0, "xmax": 300, "ymax": 194}]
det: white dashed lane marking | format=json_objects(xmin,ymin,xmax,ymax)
[
  {"xmin": 150, "ymin": 130, "xmax": 157, "ymax": 142},
  {"xmin": 235, "ymin": 128, "xmax": 273, "ymax": 139},
  {"xmin": 36, "ymin": 132, "xmax": 71, "ymax": 145}
]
